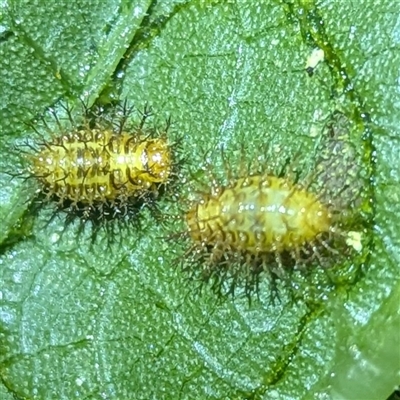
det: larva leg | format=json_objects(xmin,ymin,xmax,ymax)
[{"xmin": 318, "ymin": 236, "xmax": 339, "ymax": 255}]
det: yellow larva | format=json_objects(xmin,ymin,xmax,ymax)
[
  {"xmin": 179, "ymin": 116, "xmax": 365, "ymax": 300},
  {"xmin": 186, "ymin": 174, "xmax": 333, "ymax": 258},
  {"xmin": 30, "ymin": 128, "xmax": 172, "ymax": 206},
  {"xmin": 186, "ymin": 175, "xmax": 332, "ymax": 254},
  {"xmin": 18, "ymin": 101, "xmax": 178, "ymax": 240}
]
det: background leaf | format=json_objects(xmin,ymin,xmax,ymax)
[{"xmin": 0, "ymin": 1, "xmax": 399, "ymax": 399}]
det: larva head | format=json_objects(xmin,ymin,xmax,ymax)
[
  {"xmin": 185, "ymin": 196, "xmax": 217, "ymax": 243},
  {"xmin": 142, "ymin": 138, "xmax": 172, "ymax": 183},
  {"xmin": 185, "ymin": 208, "xmax": 197, "ymax": 237},
  {"xmin": 29, "ymin": 145, "xmax": 65, "ymax": 188},
  {"xmin": 186, "ymin": 204, "xmax": 202, "ymax": 241},
  {"xmin": 301, "ymin": 199, "xmax": 333, "ymax": 240}
]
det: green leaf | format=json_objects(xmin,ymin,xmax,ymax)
[{"xmin": 1, "ymin": 1, "xmax": 399, "ymax": 399}]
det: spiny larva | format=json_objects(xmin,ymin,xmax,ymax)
[
  {"xmin": 31, "ymin": 129, "xmax": 172, "ymax": 206},
  {"xmin": 186, "ymin": 175, "xmax": 332, "ymax": 254},
  {"xmin": 17, "ymin": 100, "xmax": 179, "ymax": 241},
  {"xmin": 176, "ymin": 130, "xmax": 366, "ymax": 301}
]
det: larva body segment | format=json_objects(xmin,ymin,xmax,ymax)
[
  {"xmin": 30, "ymin": 129, "xmax": 172, "ymax": 206},
  {"xmin": 186, "ymin": 175, "xmax": 332, "ymax": 253}
]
